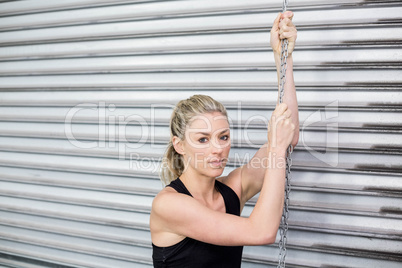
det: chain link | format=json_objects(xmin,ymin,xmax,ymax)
[
  {"xmin": 282, "ymin": 0, "xmax": 289, "ymax": 13},
  {"xmin": 277, "ymin": 0, "xmax": 292, "ymax": 267}
]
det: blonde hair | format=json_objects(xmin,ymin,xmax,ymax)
[{"xmin": 159, "ymin": 95, "xmax": 228, "ymax": 185}]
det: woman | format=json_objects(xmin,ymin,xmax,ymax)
[{"xmin": 150, "ymin": 11, "xmax": 299, "ymax": 267}]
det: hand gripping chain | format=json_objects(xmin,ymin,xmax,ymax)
[{"xmin": 277, "ymin": 0, "xmax": 293, "ymax": 268}]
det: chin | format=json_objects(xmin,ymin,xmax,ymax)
[{"xmin": 207, "ymin": 167, "xmax": 226, "ymax": 178}]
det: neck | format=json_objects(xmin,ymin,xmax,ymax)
[{"xmin": 180, "ymin": 169, "xmax": 216, "ymax": 204}]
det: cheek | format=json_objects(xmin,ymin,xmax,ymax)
[
  {"xmin": 185, "ymin": 145, "xmax": 209, "ymax": 163},
  {"xmin": 195, "ymin": 148, "xmax": 209, "ymax": 162},
  {"xmin": 223, "ymin": 141, "xmax": 231, "ymax": 154},
  {"xmin": 223, "ymin": 149, "xmax": 230, "ymax": 162},
  {"xmin": 187, "ymin": 148, "xmax": 210, "ymax": 171}
]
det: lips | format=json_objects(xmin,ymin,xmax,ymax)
[
  {"xmin": 208, "ymin": 158, "xmax": 227, "ymax": 167},
  {"xmin": 208, "ymin": 158, "xmax": 226, "ymax": 163}
]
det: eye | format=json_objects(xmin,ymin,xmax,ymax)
[
  {"xmin": 221, "ymin": 135, "xmax": 229, "ymax": 141},
  {"xmin": 199, "ymin": 137, "xmax": 208, "ymax": 143}
]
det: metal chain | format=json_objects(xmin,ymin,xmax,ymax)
[{"xmin": 277, "ymin": 0, "xmax": 292, "ymax": 267}]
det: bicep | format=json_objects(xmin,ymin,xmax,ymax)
[
  {"xmin": 240, "ymin": 145, "xmax": 269, "ymax": 203},
  {"xmin": 152, "ymin": 192, "xmax": 262, "ymax": 246}
]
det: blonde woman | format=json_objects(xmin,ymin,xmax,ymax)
[{"xmin": 151, "ymin": 11, "xmax": 298, "ymax": 267}]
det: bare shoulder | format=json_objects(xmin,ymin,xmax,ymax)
[
  {"xmin": 150, "ymin": 186, "xmax": 193, "ymax": 246},
  {"xmin": 152, "ymin": 187, "xmax": 189, "ymax": 220}
]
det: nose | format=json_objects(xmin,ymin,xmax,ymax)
[
  {"xmin": 211, "ymin": 144, "xmax": 223, "ymax": 154},
  {"xmin": 211, "ymin": 138, "xmax": 225, "ymax": 153}
]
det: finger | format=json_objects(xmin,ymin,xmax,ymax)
[
  {"xmin": 287, "ymin": 20, "xmax": 295, "ymax": 28},
  {"xmin": 279, "ymin": 20, "xmax": 296, "ymax": 31},
  {"xmin": 281, "ymin": 11, "xmax": 294, "ymax": 20},
  {"xmin": 279, "ymin": 18, "xmax": 295, "ymax": 30},
  {"xmin": 273, "ymin": 103, "xmax": 288, "ymax": 116},
  {"xmin": 272, "ymin": 12, "xmax": 281, "ymax": 32},
  {"xmin": 280, "ymin": 27, "xmax": 297, "ymax": 40},
  {"xmin": 278, "ymin": 108, "xmax": 291, "ymax": 119},
  {"xmin": 285, "ymin": 115, "xmax": 293, "ymax": 122},
  {"xmin": 283, "ymin": 21, "xmax": 295, "ymax": 33},
  {"xmin": 279, "ymin": 25, "xmax": 294, "ymax": 35},
  {"xmin": 280, "ymin": 31, "xmax": 295, "ymax": 40},
  {"xmin": 279, "ymin": 23, "xmax": 288, "ymax": 34},
  {"xmin": 276, "ymin": 114, "xmax": 292, "ymax": 124},
  {"xmin": 279, "ymin": 18, "xmax": 288, "ymax": 29},
  {"xmin": 283, "ymin": 118, "xmax": 291, "ymax": 127},
  {"xmin": 279, "ymin": 20, "xmax": 296, "ymax": 32},
  {"xmin": 284, "ymin": 109, "xmax": 292, "ymax": 118}
]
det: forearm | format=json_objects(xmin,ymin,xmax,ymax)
[
  {"xmin": 248, "ymin": 149, "xmax": 287, "ymax": 244},
  {"xmin": 274, "ymin": 53, "xmax": 299, "ymax": 147},
  {"xmin": 241, "ymin": 53, "xmax": 298, "ymax": 200}
]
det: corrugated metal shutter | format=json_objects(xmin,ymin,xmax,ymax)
[{"xmin": 0, "ymin": 0, "xmax": 401, "ymax": 267}]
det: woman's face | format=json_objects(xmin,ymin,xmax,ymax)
[{"xmin": 180, "ymin": 112, "xmax": 231, "ymax": 178}]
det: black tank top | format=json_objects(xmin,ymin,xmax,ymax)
[{"xmin": 152, "ymin": 178, "xmax": 244, "ymax": 268}]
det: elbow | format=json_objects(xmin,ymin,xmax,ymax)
[
  {"xmin": 258, "ymin": 232, "xmax": 277, "ymax": 245},
  {"xmin": 263, "ymin": 233, "xmax": 277, "ymax": 245},
  {"xmin": 248, "ymin": 221, "xmax": 277, "ymax": 245},
  {"xmin": 253, "ymin": 230, "xmax": 277, "ymax": 246}
]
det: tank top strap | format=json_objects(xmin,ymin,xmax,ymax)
[
  {"xmin": 215, "ymin": 180, "xmax": 241, "ymax": 216},
  {"xmin": 166, "ymin": 177, "xmax": 193, "ymax": 197},
  {"xmin": 167, "ymin": 178, "xmax": 240, "ymax": 216}
]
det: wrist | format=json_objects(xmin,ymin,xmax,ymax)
[
  {"xmin": 266, "ymin": 150, "xmax": 287, "ymax": 169},
  {"xmin": 274, "ymin": 51, "xmax": 293, "ymax": 59},
  {"xmin": 267, "ymin": 146, "xmax": 287, "ymax": 158},
  {"xmin": 273, "ymin": 52, "xmax": 281, "ymax": 61},
  {"xmin": 274, "ymin": 53, "xmax": 281, "ymax": 70}
]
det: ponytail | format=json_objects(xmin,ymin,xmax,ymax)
[{"xmin": 159, "ymin": 141, "xmax": 185, "ymax": 186}]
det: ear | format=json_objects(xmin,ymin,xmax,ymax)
[{"xmin": 172, "ymin": 136, "xmax": 185, "ymax": 155}]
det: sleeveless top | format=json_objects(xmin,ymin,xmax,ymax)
[{"xmin": 152, "ymin": 178, "xmax": 244, "ymax": 268}]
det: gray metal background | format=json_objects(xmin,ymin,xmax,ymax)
[{"xmin": 0, "ymin": 0, "xmax": 401, "ymax": 267}]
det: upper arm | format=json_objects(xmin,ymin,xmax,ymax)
[
  {"xmin": 219, "ymin": 146, "xmax": 268, "ymax": 208},
  {"xmin": 151, "ymin": 190, "xmax": 269, "ymax": 247},
  {"xmin": 239, "ymin": 133, "xmax": 298, "ymax": 204},
  {"xmin": 239, "ymin": 144, "xmax": 270, "ymax": 204}
]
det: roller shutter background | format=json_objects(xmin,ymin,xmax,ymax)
[{"xmin": 0, "ymin": 0, "xmax": 401, "ymax": 267}]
